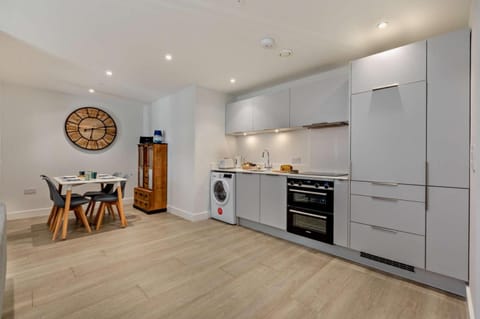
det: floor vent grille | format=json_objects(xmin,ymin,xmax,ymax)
[{"xmin": 360, "ymin": 252, "xmax": 415, "ymax": 272}]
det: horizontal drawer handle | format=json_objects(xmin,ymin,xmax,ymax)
[
  {"xmin": 370, "ymin": 225, "xmax": 398, "ymax": 234},
  {"xmin": 370, "ymin": 181, "xmax": 399, "ymax": 187},
  {"xmin": 372, "ymin": 83, "xmax": 399, "ymax": 91},
  {"xmin": 370, "ymin": 196, "xmax": 398, "ymax": 202},
  {"xmin": 289, "ymin": 209, "xmax": 327, "ymax": 220},
  {"xmin": 290, "ymin": 189, "xmax": 327, "ymax": 196}
]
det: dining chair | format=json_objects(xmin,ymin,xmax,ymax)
[
  {"xmin": 93, "ymin": 175, "xmax": 128, "ymax": 230},
  {"xmin": 84, "ymin": 172, "xmax": 122, "ymax": 218},
  {"xmin": 40, "ymin": 175, "xmax": 82, "ymax": 229},
  {"xmin": 41, "ymin": 176, "xmax": 92, "ymax": 240}
]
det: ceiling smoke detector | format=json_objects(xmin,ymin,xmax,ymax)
[
  {"xmin": 279, "ymin": 49, "xmax": 293, "ymax": 57},
  {"xmin": 260, "ymin": 37, "xmax": 275, "ymax": 49}
]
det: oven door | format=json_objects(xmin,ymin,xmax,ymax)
[
  {"xmin": 287, "ymin": 187, "xmax": 333, "ymax": 213},
  {"xmin": 287, "ymin": 207, "xmax": 333, "ymax": 244}
]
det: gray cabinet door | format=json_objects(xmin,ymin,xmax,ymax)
[
  {"xmin": 290, "ymin": 69, "xmax": 349, "ymax": 127},
  {"xmin": 351, "ymin": 81, "xmax": 426, "ymax": 185},
  {"xmin": 225, "ymin": 99, "xmax": 253, "ymax": 134},
  {"xmin": 236, "ymin": 174, "xmax": 260, "ymax": 222},
  {"xmin": 427, "ymin": 29, "xmax": 470, "ymax": 188},
  {"xmin": 351, "ymin": 41, "xmax": 426, "ymax": 94},
  {"xmin": 426, "ymin": 187, "xmax": 469, "ymax": 281},
  {"xmin": 334, "ymin": 180, "xmax": 349, "ymax": 247},
  {"xmin": 260, "ymin": 175, "xmax": 287, "ymax": 230},
  {"xmin": 253, "ymin": 89, "xmax": 290, "ymax": 131}
]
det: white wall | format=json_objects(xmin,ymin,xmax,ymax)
[
  {"xmin": 0, "ymin": 82, "xmax": 145, "ymax": 216},
  {"xmin": 235, "ymin": 126, "xmax": 349, "ymax": 172},
  {"xmin": 470, "ymin": 0, "xmax": 480, "ymax": 316},
  {"xmin": 149, "ymin": 86, "xmax": 234, "ymax": 219},
  {"xmin": 150, "ymin": 86, "xmax": 196, "ymax": 215}
]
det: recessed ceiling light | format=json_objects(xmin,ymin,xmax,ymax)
[
  {"xmin": 275, "ymin": 129, "xmax": 279, "ymax": 133},
  {"xmin": 279, "ymin": 49, "xmax": 293, "ymax": 57},
  {"xmin": 165, "ymin": 54, "xmax": 173, "ymax": 61},
  {"xmin": 243, "ymin": 132, "xmax": 247, "ymax": 136},
  {"xmin": 105, "ymin": 70, "xmax": 113, "ymax": 77},
  {"xmin": 230, "ymin": 78, "xmax": 236, "ymax": 84},
  {"xmin": 88, "ymin": 88, "xmax": 95, "ymax": 93},
  {"xmin": 377, "ymin": 21, "xmax": 388, "ymax": 29}
]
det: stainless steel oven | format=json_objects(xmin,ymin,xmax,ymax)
[{"xmin": 287, "ymin": 178, "xmax": 334, "ymax": 244}]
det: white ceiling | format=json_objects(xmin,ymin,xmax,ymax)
[{"xmin": 0, "ymin": 0, "xmax": 472, "ymax": 103}]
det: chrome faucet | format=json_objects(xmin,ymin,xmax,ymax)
[{"xmin": 262, "ymin": 149, "xmax": 272, "ymax": 169}]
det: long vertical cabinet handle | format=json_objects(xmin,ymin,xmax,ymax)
[{"xmin": 425, "ymin": 161, "xmax": 428, "ymax": 210}]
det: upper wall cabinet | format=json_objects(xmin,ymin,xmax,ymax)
[
  {"xmin": 290, "ymin": 68, "xmax": 349, "ymax": 127},
  {"xmin": 351, "ymin": 41, "xmax": 426, "ymax": 94},
  {"xmin": 225, "ymin": 99, "xmax": 253, "ymax": 134},
  {"xmin": 427, "ymin": 29, "xmax": 470, "ymax": 189},
  {"xmin": 253, "ymin": 89, "xmax": 290, "ymax": 131}
]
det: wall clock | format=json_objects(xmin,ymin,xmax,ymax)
[{"xmin": 65, "ymin": 107, "xmax": 117, "ymax": 150}]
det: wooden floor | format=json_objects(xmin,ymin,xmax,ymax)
[{"xmin": 4, "ymin": 207, "xmax": 467, "ymax": 319}]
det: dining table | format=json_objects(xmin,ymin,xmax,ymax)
[{"xmin": 53, "ymin": 174, "xmax": 128, "ymax": 240}]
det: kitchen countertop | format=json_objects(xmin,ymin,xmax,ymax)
[{"xmin": 212, "ymin": 168, "xmax": 349, "ymax": 180}]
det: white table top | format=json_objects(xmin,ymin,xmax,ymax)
[{"xmin": 53, "ymin": 175, "xmax": 126, "ymax": 186}]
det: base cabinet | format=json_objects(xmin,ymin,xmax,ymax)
[
  {"xmin": 236, "ymin": 174, "xmax": 260, "ymax": 222},
  {"xmin": 426, "ymin": 187, "xmax": 469, "ymax": 281},
  {"xmin": 260, "ymin": 175, "xmax": 287, "ymax": 230},
  {"xmin": 334, "ymin": 180, "xmax": 349, "ymax": 247}
]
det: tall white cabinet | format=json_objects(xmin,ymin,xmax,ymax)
[{"xmin": 350, "ymin": 29, "xmax": 470, "ymax": 281}]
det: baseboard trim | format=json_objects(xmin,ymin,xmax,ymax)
[
  {"xmin": 467, "ymin": 285, "xmax": 475, "ymax": 319},
  {"xmin": 7, "ymin": 197, "xmax": 134, "ymax": 221},
  {"xmin": 167, "ymin": 206, "xmax": 209, "ymax": 222}
]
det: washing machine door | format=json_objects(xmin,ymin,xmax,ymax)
[{"xmin": 212, "ymin": 179, "xmax": 230, "ymax": 205}]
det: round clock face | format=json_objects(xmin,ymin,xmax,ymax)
[{"xmin": 65, "ymin": 107, "xmax": 117, "ymax": 150}]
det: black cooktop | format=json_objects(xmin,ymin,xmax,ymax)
[{"xmin": 298, "ymin": 171, "xmax": 348, "ymax": 177}]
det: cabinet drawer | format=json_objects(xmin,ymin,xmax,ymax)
[
  {"xmin": 351, "ymin": 41, "xmax": 426, "ymax": 94},
  {"xmin": 351, "ymin": 195, "xmax": 425, "ymax": 235},
  {"xmin": 351, "ymin": 222, "xmax": 425, "ymax": 269},
  {"xmin": 351, "ymin": 181, "xmax": 425, "ymax": 202}
]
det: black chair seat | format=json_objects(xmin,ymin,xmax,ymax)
[
  {"xmin": 83, "ymin": 191, "xmax": 106, "ymax": 198},
  {"xmin": 93, "ymin": 194, "xmax": 118, "ymax": 203},
  {"xmin": 57, "ymin": 197, "xmax": 90, "ymax": 208},
  {"xmin": 62, "ymin": 193, "xmax": 83, "ymax": 199}
]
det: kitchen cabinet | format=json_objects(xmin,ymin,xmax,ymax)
[
  {"xmin": 225, "ymin": 99, "xmax": 253, "ymax": 134},
  {"xmin": 260, "ymin": 175, "xmax": 287, "ymax": 230},
  {"xmin": 351, "ymin": 41, "xmax": 426, "ymax": 94},
  {"xmin": 427, "ymin": 29, "xmax": 470, "ymax": 189},
  {"xmin": 253, "ymin": 89, "xmax": 290, "ymax": 131},
  {"xmin": 290, "ymin": 68, "xmax": 349, "ymax": 127},
  {"xmin": 426, "ymin": 187, "xmax": 469, "ymax": 281},
  {"xmin": 236, "ymin": 174, "xmax": 260, "ymax": 222},
  {"xmin": 351, "ymin": 81, "xmax": 426, "ymax": 185},
  {"xmin": 333, "ymin": 180, "xmax": 349, "ymax": 247}
]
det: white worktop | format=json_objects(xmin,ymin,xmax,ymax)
[{"xmin": 212, "ymin": 168, "xmax": 349, "ymax": 181}]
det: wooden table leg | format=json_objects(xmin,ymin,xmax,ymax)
[
  {"xmin": 61, "ymin": 189, "xmax": 72, "ymax": 240},
  {"xmin": 116, "ymin": 185, "xmax": 128, "ymax": 227}
]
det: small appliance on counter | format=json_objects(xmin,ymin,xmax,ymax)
[
  {"xmin": 234, "ymin": 155, "xmax": 244, "ymax": 168},
  {"xmin": 218, "ymin": 158, "xmax": 235, "ymax": 169},
  {"xmin": 139, "ymin": 136, "xmax": 153, "ymax": 144},
  {"xmin": 153, "ymin": 130, "xmax": 163, "ymax": 143}
]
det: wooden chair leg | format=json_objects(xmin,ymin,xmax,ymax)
[
  {"xmin": 85, "ymin": 201, "xmax": 92, "ymax": 217},
  {"xmin": 50, "ymin": 207, "xmax": 61, "ymax": 232},
  {"xmin": 52, "ymin": 208, "xmax": 64, "ymax": 240},
  {"xmin": 96, "ymin": 203, "xmax": 106, "ymax": 231},
  {"xmin": 107, "ymin": 204, "xmax": 115, "ymax": 220},
  {"xmin": 76, "ymin": 206, "xmax": 91, "ymax": 233},
  {"xmin": 47, "ymin": 205, "xmax": 57, "ymax": 226}
]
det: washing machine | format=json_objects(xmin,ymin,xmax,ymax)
[{"xmin": 210, "ymin": 172, "xmax": 236, "ymax": 224}]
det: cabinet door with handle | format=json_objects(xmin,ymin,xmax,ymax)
[
  {"xmin": 426, "ymin": 187, "xmax": 469, "ymax": 281},
  {"xmin": 225, "ymin": 99, "xmax": 253, "ymax": 134},
  {"xmin": 351, "ymin": 41, "xmax": 426, "ymax": 94},
  {"xmin": 351, "ymin": 81, "xmax": 426, "ymax": 185},
  {"xmin": 290, "ymin": 68, "xmax": 349, "ymax": 127}
]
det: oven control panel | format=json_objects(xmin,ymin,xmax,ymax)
[{"xmin": 287, "ymin": 178, "xmax": 334, "ymax": 190}]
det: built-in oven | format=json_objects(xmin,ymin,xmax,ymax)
[{"xmin": 287, "ymin": 178, "xmax": 334, "ymax": 244}]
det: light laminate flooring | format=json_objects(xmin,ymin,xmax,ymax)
[{"xmin": 4, "ymin": 208, "xmax": 467, "ymax": 319}]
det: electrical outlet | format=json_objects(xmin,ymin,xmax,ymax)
[
  {"xmin": 292, "ymin": 157, "xmax": 302, "ymax": 164},
  {"xmin": 24, "ymin": 188, "xmax": 36, "ymax": 195}
]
